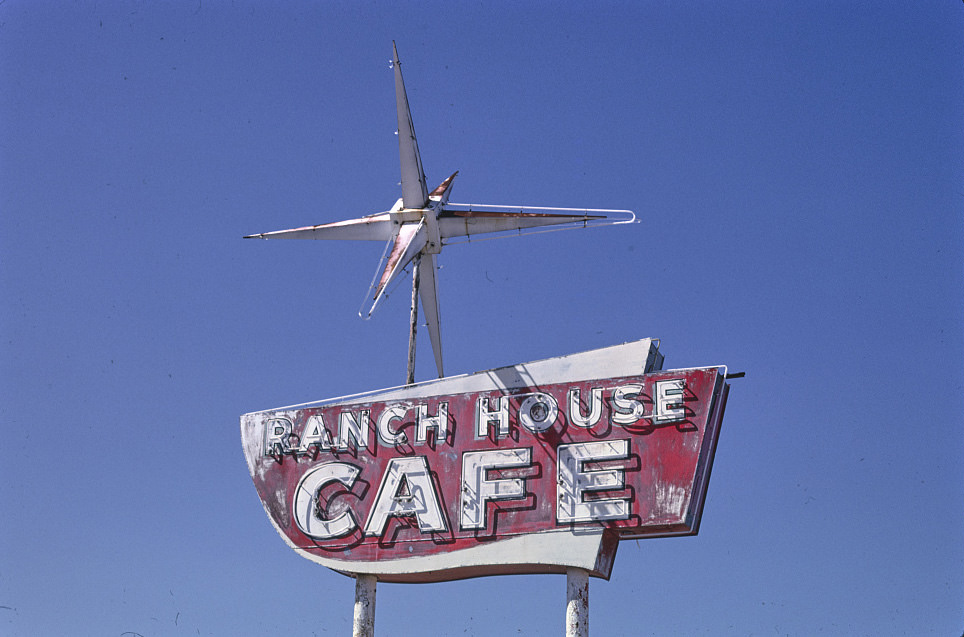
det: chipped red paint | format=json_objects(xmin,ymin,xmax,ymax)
[{"xmin": 242, "ymin": 366, "xmax": 727, "ymax": 580}]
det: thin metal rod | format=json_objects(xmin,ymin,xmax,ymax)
[
  {"xmin": 566, "ymin": 567, "xmax": 589, "ymax": 637},
  {"xmin": 406, "ymin": 256, "xmax": 420, "ymax": 386},
  {"xmin": 352, "ymin": 574, "xmax": 377, "ymax": 637}
]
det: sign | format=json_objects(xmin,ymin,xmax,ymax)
[{"xmin": 241, "ymin": 339, "xmax": 728, "ymax": 583}]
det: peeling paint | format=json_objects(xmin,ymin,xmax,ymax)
[{"xmin": 240, "ymin": 343, "xmax": 728, "ymax": 582}]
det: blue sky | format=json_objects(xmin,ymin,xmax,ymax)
[{"xmin": 1, "ymin": 1, "xmax": 962, "ymax": 635}]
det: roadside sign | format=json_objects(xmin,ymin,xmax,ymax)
[{"xmin": 241, "ymin": 339, "xmax": 728, "ymax": 583}]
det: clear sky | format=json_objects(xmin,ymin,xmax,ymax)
[{"xmin": 2, "ymin": 1, "xmax": 962, "ymax": 635}]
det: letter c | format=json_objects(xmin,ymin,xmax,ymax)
[{"xmin": 293, "ymin": 462, "xmax": 361, "ymax": 539}]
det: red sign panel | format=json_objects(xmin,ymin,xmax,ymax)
[{"xmin": 242, "ymin": 347, "xmax": 727, "ymax": 583}]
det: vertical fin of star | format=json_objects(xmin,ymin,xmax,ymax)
[
  {"xmin": 417, "ymin": 253, "xmax": 443, "ymax": 378},
  {"xmin": 393, "ymin": 41, "xmax": 428, "ymax": 209}
]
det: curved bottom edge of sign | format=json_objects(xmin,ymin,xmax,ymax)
[{"xmin": 293, "ymin": 528, "xmax": 620, "ymax": 584}]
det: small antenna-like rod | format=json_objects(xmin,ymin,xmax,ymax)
[{"xmin": 406, "ymin": 256, "xmax": 421, "ymax": 385}]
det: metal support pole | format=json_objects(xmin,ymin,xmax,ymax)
[
  {"xmin": 352, "ymin": 574, "xmax": 376, "ymax": 637},
  {"xmin": 565, "ymin": 567, "xmax": 589, "ymax": 637},
  {"xmin": 406, "ymin": 256, "xmax": 420, "ymax": 386}
]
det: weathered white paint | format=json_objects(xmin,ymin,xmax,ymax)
[
  {"xmin": 290, "ymin": 527, "xmax": 613, "ymax": 583},
  {"xmin": 352, "ymin": 574, "xmax": 376, "ymax": 637},
  {"xmin": 460, "ymin": 448, "xmax": 531, "ymax": 530},
  {"xmin": 557, "ymin": 440, "xmax": 631, "ymax": 523},
  {"xmin": 566, "ymin": 567, "xmax": 589, "ymax": 637},
  {"xmin": 654, "ymin": 480, "xmax": 689, "ymax": 519},
  {"xmin": 363, "ymin": 456, "xmax": 447, "ymax": 536}
]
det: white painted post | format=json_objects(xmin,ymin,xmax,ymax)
[
  {"xmin": 565, "ymin": 567, "xmax": 589, "ymax": 637},
  {"xmin": 353, "ymin": 574, "xmax": 376, "ymax": 637}
]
